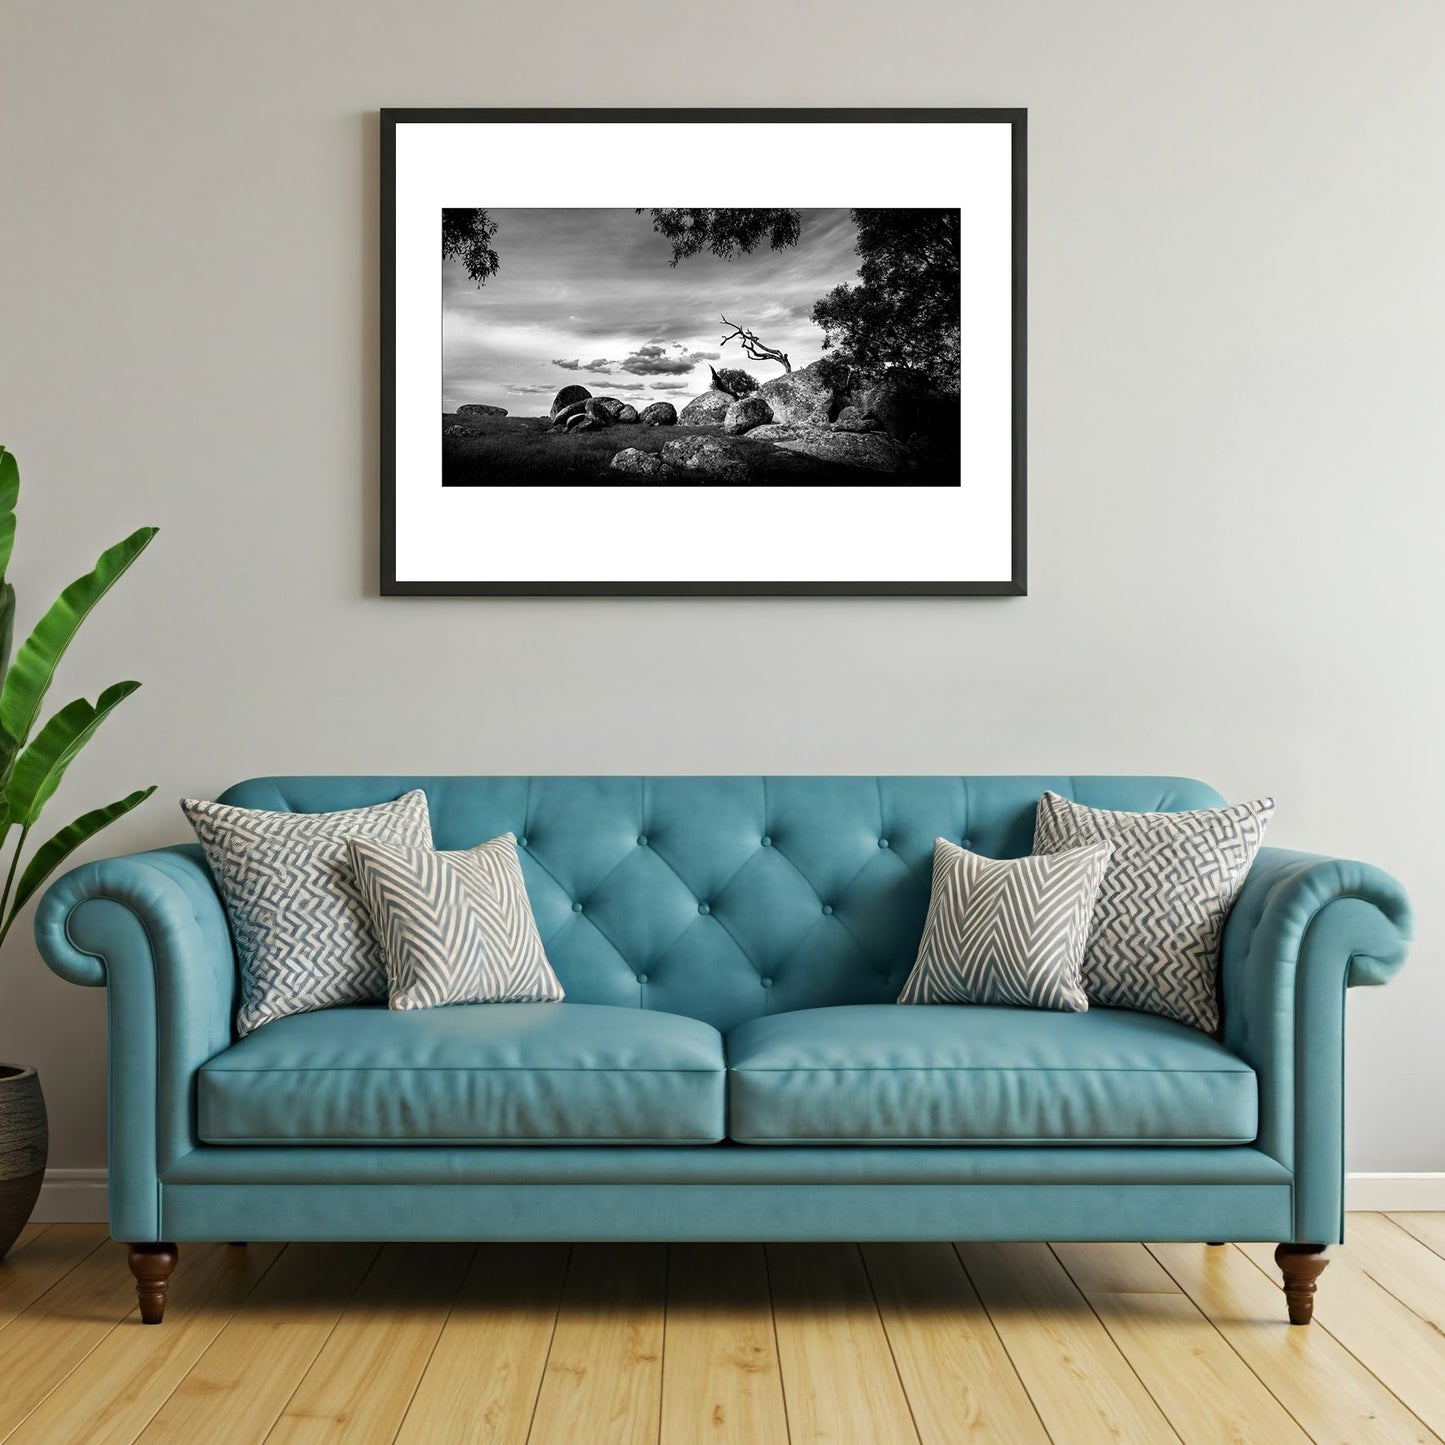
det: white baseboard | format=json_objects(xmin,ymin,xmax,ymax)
[
  {"xmin": 32, "ymin": 1168, "xmax": 108, "ymax": 1223},
  {"xmin": 1344, "ymin": 1172, "xmax": 1445, "ymax": 1212},
  {"xmin": 30, "ymin": 1167, "xmax": 1445, "ymax": 1227}
]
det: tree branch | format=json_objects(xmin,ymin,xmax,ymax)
[{"xmin": 720, "ymin": 316, "xmax": 791, "ymax": 374}]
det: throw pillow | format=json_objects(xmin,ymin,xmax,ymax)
[
  {"xmin": 182, "ymin": 789, "xmax": 433, "ymax": 1035},
  {"xmin": 1032, "ymin": 791, "xmax": 1275, "ymax": 1032},
  {"xmin": 897, "ymin": 838, "xmax": 1112, "ymax": 1012},
  {"xmin": 346, "ymin": 832, "xmax": 564, "ymax": 1010}
]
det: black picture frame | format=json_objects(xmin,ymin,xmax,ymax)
[{"xmin": 381, "ymin": 107, "xmax": 1027, "ymax": 597}]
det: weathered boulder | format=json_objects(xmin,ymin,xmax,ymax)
[
  {"xmin": 678, "ymin": 390, "xmax": 732, "ymax": 425},
  {"xmin": 457, "ymin": 403, "xmax": 508, "ymax": 417},
  {"xmin": 723, "ymin": 395, "xmax": 774, "ymax": 436},
  {"xmin": 755, "ymin": 361, "xmax": 835, "ymax": 426},
  {"xmin": 564, "ymin": 411, "xmax": 596, "ymax": 431},
  {"xmin": 831, "ymin": 405, "xmax": 875, "ymax": 432},
  {"xmin": 551, "ymin": 398, "xmax": 591, "ymax": 427},
  {"xmin": 609, "ymin": 447, "xmax": 674, "ymax": 480},
  {"xmin": 615, "ymin": 404, "xmax": 640, "ymax": 424},
  {"xmin": 583, "ymin": 398, "xmax": 615, "ymax": 427},
  {"xmin": 550, "ymin": 384, "xmax": 592, "ymax": 420},
  {"xmin": 858, "ymin": 369, "xmax": 956, "ymax": 442},
  {"xmin": 660, "ymin": 435, "xmax": 753, "ymax": 483},
  {"xmin": 745, "ymin": 423, "xmax": 906, "ymax": 473},
  {"xmin": 640, "ymin": 401, "xmax": 677, "ymax": 427},
  {"xmin": 589, "ymin": 396, "xmax": 627, "ymax": 421},
  {"xmin": 443, "ymin": 423, "xmax": 468, "ymax": 436}
]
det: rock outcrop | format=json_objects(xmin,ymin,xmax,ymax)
[
  {"xmin": 640, "ymin": 402, "xmax": 677, "ymax": 427},
  {"xmin": 660, "ymin": 435, "xmax": 753, "ymax": 483},
  {"xmin": 583, "ymin": 398, "xmax": 615, "ymax": 427},
  {"xmin": 609, "ymin": 448, "xmax": 674, "ymax": 479},
  {"xmin": 678, "ymin": 390, "xmax": 732, "ymax": 426},
  {"xmin": 857, "ymin": 369, "xmax": 955, "ymax": 442},
  {"xmin": 457, "ymin": 403, "xmax": 507, "ymax": 417},
  {"xmin": 723, "ymin": 395, "xmax": 774, "ymax": 436},
  {"xmin": 551, "ymin": 398, "xmax": 591, "ymax": 427},
  {"xmin": 550, "ymin": 384, "xmax": 592, "ymax": 420},
  {"xmin": 744, "ymin": 423, "xmax": 906, "ymax": 473},
  {"xmin": 754, "ymin": 361, "xmax": 835, "ymax": 426},
  {"xmin": 615, "ymin": 404, "xmax": 640, "ymax": 424},
  {"xmin": 831, "ymin": 405, "xmax": 876, "ymax": 432}
]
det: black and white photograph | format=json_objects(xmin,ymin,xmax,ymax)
[
  {"xmin": 383, "ymin": 110, "xmax": 1025, "ymax": 594},
  {"xmin": 441, "ymin": 207, "xmax": 964, "ymax": 488}
]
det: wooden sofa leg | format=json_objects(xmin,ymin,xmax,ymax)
[
  {"xmin": 1275, "ymin": 1243, "xmax": 1329, "ymax": 1324},
  {"xmin": 128, "ymin": 1243, "xmax": 178, "ymax": 1324}
]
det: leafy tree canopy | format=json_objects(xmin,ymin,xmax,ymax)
[
  {"xmin": 443, "ymin": 208, "xmax": 500, "ymax": 286},
  {"xmin": 812, "ymin": 210, "xmax": 961, "ymax": 390},
  {"xmin": 640, "ymin": 209, "xmax": 801, "ymax": 266},
  {"xmin": 711, "ymin": 366, "xmax": 760, "ymax": 397}
]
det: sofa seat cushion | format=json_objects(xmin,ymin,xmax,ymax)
[
  {"xmin": 724, "ymin": 1004, "xmax": 1257, "ymax": 1145},
  {"xmin": 198, "ymin": 1002, "xmax": 726, "ymax": 1144}
]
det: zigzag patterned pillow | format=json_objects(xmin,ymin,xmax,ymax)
[
  {"xmin": 346, "ymin": 832, "xmax": 564, "ymax": 1010},
  {"xmin": 897, "ymin": 838, "xmax": 1112, "ymax": 1012},
  {"xmin": 183, "ymin": 790, "xmax": 433, "ymax": 1036},
  {"xmin": 1032, "ymin": 791, "xmax": 1275, "ymax": 1032}
]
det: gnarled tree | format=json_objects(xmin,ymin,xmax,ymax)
[{"xmin": 719, "ymin": 316, "xmax": 791, "ymax": 375}]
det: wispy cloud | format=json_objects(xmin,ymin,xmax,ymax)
[{"xmin": 444, "ymin": 208, "xmax": 861, "ymax": 412}]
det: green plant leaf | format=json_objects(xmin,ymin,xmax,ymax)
[
  {"xmin": 5, "ymin": 785, "xmax": 157, "ymax": 925},
  {"xmin": 0, "ymin": 447, "xmax": 18, "ymax": 514},
  {"xmin": 0, "ymin": 447, "xmax": 17, "ymax": 581},
  {"xmin": 0, "ymin": 583, "xmax": 17, "ymax": 806},
  {"xmin": 5, "ymin": 681, "xmax": 141, "ymax": 827},
  {"xmin": 0, "ymin": 525, "xmax": 157, "ymax": 756},
  {"xmin": 0, "ymin": 582, "xmax": 14, "ymax": 690}
]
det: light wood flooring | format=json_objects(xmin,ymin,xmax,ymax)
[{"xmin": 0, "ymin": 1213, "xmax": 1442, "ymax": 1443}]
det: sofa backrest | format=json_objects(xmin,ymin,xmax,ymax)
[{"xmin": 218, "ymin": 775, "xmax": 1225, "ymax": 1032}]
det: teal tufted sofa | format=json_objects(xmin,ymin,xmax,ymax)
[{"xmin": 35, "ymin": 776, "xmax": 1411, "ymax": 1325}]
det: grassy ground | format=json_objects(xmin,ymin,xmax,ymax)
[{"xmin": 440, "ymin": 414, "xmax": 949, "ymax": 487}]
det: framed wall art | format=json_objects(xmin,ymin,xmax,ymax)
[{"xmin": 381, "ymin": 108, "xmax": 1026, "ymax": 596}]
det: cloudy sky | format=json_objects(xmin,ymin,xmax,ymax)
[{"xmin": 441, "ymin": 208, "xmax": 859, "ymax": 413}]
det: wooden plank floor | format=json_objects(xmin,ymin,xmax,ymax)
[{"xmin": 0, "ymin": 1215, "xmax": 1440, "ymax": 1444}]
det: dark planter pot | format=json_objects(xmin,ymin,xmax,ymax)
[{"xmin": 0, "ymin": 1065, "xmax": 47, "ymax": 1259}]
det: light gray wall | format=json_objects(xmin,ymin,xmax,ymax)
[{"xmin": 1, "ymin": 0, "xmax": 1441, "ymax": 1175}]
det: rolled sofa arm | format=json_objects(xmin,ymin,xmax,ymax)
[
  {"xmin": 34, "ymin": 844, "xmax": 237, "ymax": 1240},
  {"xmin": 1220, "ymin": 847, "xmax": 1412, "ymax": 1243}
]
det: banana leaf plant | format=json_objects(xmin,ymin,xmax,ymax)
[{"xmin": 0, "ymin": 446, "xmax": 157, "ymax": 950}]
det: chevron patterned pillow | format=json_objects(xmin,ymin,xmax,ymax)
[
  {"xmin": 183, "ymin": 790, "xmax": 433, "ymax": 1036},
  {"xmin": 346, "ymin": 832, "xmax": 564, "ymax": 1011},
  {"xmin": 897, "ymin": 838, "xmax": 1112, "ymax": 1012},
  {"xmin": 1032, "ymin": 791, "xmax": 1275, "ymax": 1032}
]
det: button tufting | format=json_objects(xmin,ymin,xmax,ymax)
[
  {"xmin": 698, "ymin": 902, "xmax": 711, "ymax": 915},
  {"xmin": 961, "ymin": 838, "xmax": 973, "ymax": 849},
  {"xmin": 571, "ymin": 902, "xmax": 583, "ymax": 913},
  {"xmin": 636, "ymin": 973, "xmax": 649, "ymax": 984},
  {"xmin": 878, "ymin": 838, "xmax": 890, "ymax": 849},
  {"xmin": 518, "ymin": 837, "xmax": 529, "ymax": 848},
  {"xmin": 637, "ymin": 834, "xmax": 648, "ymax": 846},
  {"xmin": 760, "ymin": 977, "xmax": 773, "ymax": 988},
  {"xmin": 760, "ymin": 835, "xmax": 772, "ymax": 847},
  {"xmin": 821, "ymin": 904, "xmax": 833, "ymax": 916}
]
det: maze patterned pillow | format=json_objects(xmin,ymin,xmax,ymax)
[
  {"xmin": 182, "ymin": 790, "xmax": 433, "ymax": 1035},
  {"xmin": 1033, "ymin": 791, "xmax": 1275, "ymax": 1032},
  {"xmin": 346, "ymin": 833, "xmax": 563, "ymax": 1010},
  {"xmin": 898, "ymin": 838, "xmax": 1112, "ymax": 1012}
]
